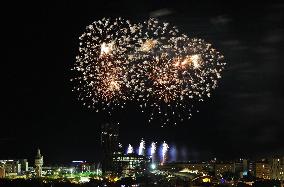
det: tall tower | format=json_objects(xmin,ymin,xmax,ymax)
[
  {"xmin": 101, "ymin": 122, "xmax": 119, "ymax": 173},
  {"xmin": 34, "ymin": 149, "xmax": 43, "ymax": 177}
]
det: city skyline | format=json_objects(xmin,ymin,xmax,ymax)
[{"xmin": 2, "ymin": 0, "xmax": 284, "ymax": 165}]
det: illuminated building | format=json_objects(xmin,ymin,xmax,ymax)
[
  {"xmin": 248, "ymin": 160, "xmax": 255, "ymax": 176},
  {"xmin": 234, "ymin": 159, "xmax": 249, "ymax": 178},
  {"xmin": 71, "ymin": 161, "xmax": 84, "ymax": 172},
  {"xmin": 112, "ymin": 152, "xmax": 150, "ymax": 177},
  {"xmin": 214, "ymin": 162, "xmax": 234, "ymax": 176},
  {"xmin": 159, "ymin": 162, "xmax": 213, "ymax": 174},
  {"xmin": 101, "ymin": 122, "xmax": 120, "ymax": 173},
  {"xmin": 0, "ymin": 166, "xmax": 4, "ymax": 178},
  {"xmin": 242, "ymin": 159, "xmax": 248, "ymax": 174},
  {"xmin": 20, "ymin": 159, "xmax": 28, "ymax": 173},
  {"xmin": 270, "ymin": 158, "xmax": 284, "ymax": 180},
  {"xmin": 0, "ymin": 160, "xmax": 21, "ymax": 176},
  {"xmin": 81, "ymin": 162, "xmax": 91, "ymax": 172},
  {"xmin": 255, "ymin": 160, "xmax": 270, "ymax": 179},
  {"xmin": 34, "ymin": 149, "xmax": 43, "ymax": 177}
]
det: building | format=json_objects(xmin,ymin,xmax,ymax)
[
  {"xmin": 80, "ymin": 162, "xmax": 91, "ymax": 172},
  {"xmin": 0, "ymin": 166, "xmax": 5, "ymax": 178},
  {"xmin": 0, "ymin": 160, "xmax": 21, "ymax": 176},
  {"xmin": 242, "ymin": 159, "xmax": 248, "ymax": 174},
  {"xmin": 255, "ymin": 160, "xmax": 270, "ymax": 179},
  {"xmin": 215, "ymin": 162, "xmax": 234, "ymax": 176},
  {"xmin": 159, "ymin": 162, "xmax": 211, "ymax": 173},
  {"xmin": 101, "ymin": 122, "xmax": 120, "ymax": 173},
  {"xmin": 248, "ymin": 160, "xmax": 255, "ymax": 176},
  {"xmin": 20, "ymin": 159, "xmax": 29, "ymax": 173},
  {"xmin": 270, "ymin": 158, "xmax": 284, "ymax": 180},
  {"xmin": 234, "ymin": 159, "xmax": 249, "ymax": 178},
  {"xmin": 34, "ymin": 149, "xmax": 43, "ymax": 177},
  {"xmin": 112, "ymin": 152, "xmax": 150, "ymax": 177}
]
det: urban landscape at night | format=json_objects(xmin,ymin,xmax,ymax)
[
  {"xmin": 0, "ymin": 122, "xmax": 284, "ymax": 186},
  {"xmin": 2, "ymin": 0, "xmax": 284, "ymax": 187}
]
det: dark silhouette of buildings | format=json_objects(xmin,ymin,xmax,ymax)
[{"xmin": 101, "ymin": 122, "xmax": 120, "ymax": 173}]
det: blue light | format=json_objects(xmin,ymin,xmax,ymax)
[{"xmin": 151, "ymin": 163, "xmax": 156, "ymax": 170}]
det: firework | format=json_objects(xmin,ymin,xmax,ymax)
[
  {"xmin": 138, "ymin": 139, "xmax": 145, "ymax": 156},
  {"xmin": 150, "ymin": 142, "xmax": 157, "ymax": 157},
  {"xmin": 149, "ymin": 142, "xmax": 157, "ymax": 163},
  {"xmin": 129, "ymin": 18, "xmax": 181, "ymax": 104},
  {"xmin": 72, "ymin": 18, "xmax": 225, "ymax": 125},
  {"xmin": 125, "ymin": 18, "xmax": 225, "ymax": 125},
  {"xmin": 161, "ymin": 141, "xmax": 169, "ymax": 165},
  {"xmin": 134, "ymin": 20, "xmax": 225, "ymax": 125},
  {"xmin": 71, "ymin": 17, "xmax": 141, "ymax": 113},
  {"xmin": 127, "ymin": 144, "xmax": 134, "ymax": 154}
]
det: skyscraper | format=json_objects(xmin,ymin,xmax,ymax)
[
  {"xmin": 34, "ymin": 149, "xmax": 43, "ymax": 177},
  {"xmin": 101, "ymin": 122, "xmax": 119, "ymax": 173}
]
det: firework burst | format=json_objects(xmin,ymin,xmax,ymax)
[
  {"xmin": 71, "ymin": 18, "xmax": 141, "ymax": 113},
  {"xmin": 131, "ymin": 19, "xmax": 225, "ymax": 125},
  {"xmin": 71, "ymin": 18, "xmax": 225, "ymax": 125},
  {"xmin": 143, "ymin": 36, "xmax": 225, "ymax": 125}
]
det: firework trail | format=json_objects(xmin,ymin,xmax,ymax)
[
  {"xmin": 150, "ymin": 142, "xmax": 157, "ymax": 163},
  {"xmin": 138, "ymin": 139, "xmax": 145, "ymax": 156},
  {"xmin": 161, "ymin": 141, "xmax": 169, "ymax": 165},
  {"xmin": 127, "ymin": 144, "xmax": 134, "ymax": 154}
]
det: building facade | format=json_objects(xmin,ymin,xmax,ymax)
[
  {"xmin": 101, "ymin": 122, "xmax": 120, "ymax": 173},
  {"xmin": 255, "ymin": 161, "xmax": 270, "ymax": 179},
  {"xmin": 0, "ymin": 160, "xmax": 21, "ymax": 176},
  {"xmin": 112, "ymin": 152, "xmax": 150, "ymax": 177},
  {"xmin": 0, "ymin": 166, "xmax": 5, "ymax": 178},
  {"xmin": 34, "ymin": 149, "xmax": 43, "ymax": 177},
  {"xmin": 20, "ymin": 159, "xmax": 29, "ymax": 173},
  {"xmin": 215, "ymin": 163, "xmax": 234, "ymax": 177},
  {"xmin": 270, "ymin": 158, "xmax": 284, "ymax": 180}
]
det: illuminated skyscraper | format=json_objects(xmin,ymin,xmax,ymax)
[
  {"xmin": 101, "ymin": 122, "xmax": 120, "ymax": 173},
  {"xmin": 34, "ymin": 149, "xmax": 43, "ymax": 177}
]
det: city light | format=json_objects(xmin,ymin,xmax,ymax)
[
  {"xmin": 127, "ymin": 144, "xmax": 134, "ymax": 154},
  {"xmin": 150, "ymin": 163, "xmax": 156, "ymax": 170}
]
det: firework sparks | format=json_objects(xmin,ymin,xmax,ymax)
[
  {"xmin": 138, "ymin": 139, "xmax": 145, "ymax": 156},
  {"xmin": 71, "ymin": 18, "xmax": 226, "ymax": 125},
  {"xmin": 140, "ymin": 37, "xmax": 225, "ymax": 125},
  {"xmin": 150, "ymin": 142, "xmax": 157, "ymax": 163},
  {"xmin": 71, "ymin": 17, "xmax": 141, "ymax": 113},
  {"xmin": 127, "ymin": 144, "xmax": 134, "ymax": 154},
  {"xmin": 100, "ymin": 42, "xmax": 115, "ymax": 57},
  {"xmin": 140, "ymin": 39, "xmax": 158, "ymax": 52},
  {"xmin": 161, "ymin": 141, "xmax": 169, "ymax": 165},
  {"xmin": 150, "ymin": 142, "xmax": 157, "ymax": 157}
]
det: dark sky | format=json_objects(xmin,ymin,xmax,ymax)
[{"xmin": 2, "ymin": 1, "xmax": 284, "ymax": 164}]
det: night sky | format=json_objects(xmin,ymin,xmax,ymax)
[{"xmin": 2, "ymin": 1, "xmax": 284, "ymax": 164}]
